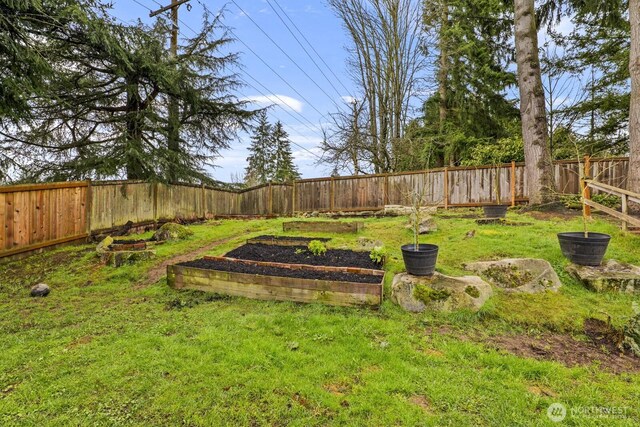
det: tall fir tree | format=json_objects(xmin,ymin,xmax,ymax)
[
  {"xmin": 244, "ymin": 111, "xmax": 274, "ymax": 186},
  {"xmin": 272, "ymin": 121, "xmax": 300, "ymax": 182}
]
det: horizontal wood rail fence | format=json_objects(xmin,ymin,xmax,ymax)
[
  {"xmin": 0, "ymin": 157, "xmax": 630, "ymax": 258},
  {"xmin": 584, "ymin": 179, "xmax": 640, "ymax": 231}
]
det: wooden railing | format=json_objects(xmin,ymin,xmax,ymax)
[{"xmin": 584, "ymin": 179, "xmax": 640, "ymax": 231}]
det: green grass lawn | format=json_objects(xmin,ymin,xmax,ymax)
[{"xmin": 1, "ymin": 210, "xmax": 639, "ymax": 426}]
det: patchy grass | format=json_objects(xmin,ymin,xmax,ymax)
[{"xmin": 1, "ymin": 212, "xmax": 639, "ymax": 425}]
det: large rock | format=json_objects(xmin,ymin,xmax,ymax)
[
  {"xmin": 405, "ymin": 217, "xmax": 437, "ymax": 234},
  {"xmin": 566, "ymin": 260, "xmax": 640, "ymax": 293},
  {"xmin": 100, "ymin": 250, "xmax": 155, "ymax": 267},
  {"xmin": 391, "ymin": 272, "xmax": 492, "ymax": 313},
  {"xmin": 152, "ymin": 222, "xmax": 193, "ymax": 242},
  {"xmin": 464, "ymin": 258, "xmax": 562, "ymax": 294},
  {"xmin": 383, "ymin": 205, "xmax": 437, "ymax": 217},
  {"xmin": 30, "ymin": 283, "xmax": 50, "ymax": 297},
  {"xmin": 357, "ymin": 237, "xmax": 384, "ymax": 250},
  {"xmin": 96, "ymin": 236, "xmax": 114, "ymax": 254}
]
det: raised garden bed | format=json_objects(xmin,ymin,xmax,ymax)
[
  {"xmin": 283, "ymin": 221, "xmax": 364, "ymax": 233},
  {"xmin": 110, "ymin": 239, "xmax": 148, "ymax": 251},
  {"xmin": 167, "ymin": 256, "xmax": 384, "ymax": 307},
  {"xmin": 246, "ymin": 235, "xmax": 331, "ymax": 246},
  {"xmin": 225, "ymin": 243, "xmax": 381, "ymax": 269}
]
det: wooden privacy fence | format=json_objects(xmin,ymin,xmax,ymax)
[{"xmin": 0, "ymin": 157, "xmax": 630, "ymax": 258}]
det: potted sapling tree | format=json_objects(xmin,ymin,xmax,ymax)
[
  {"xmin": 557, "ymin": 152, "xmax": 611, "ymax": 266},
  {"xmin": 483, "ymin": 160, "xmax": 509, "ymax": 218},
  {"xmin": 401, "ymin": 185, "xmax": 439, "ymax": 276}
]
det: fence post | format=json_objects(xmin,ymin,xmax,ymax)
[
  {"xmin": 201, "ymin": 183, "xmax": 206, "ymax": 219},
  {"xmin": 292, "ymin": 181, "xmax": 296, "ymax": 216},
  {"xmin": 510, "ymin": 161, "xmax": 516, "ymax": 207},
  {"xmin": 85, "ymin": 179, "xmax": 92, "ymax": 235},
  {"xmin": 622, "ymin": 194, "xmax": 628, "ymax": 232},
  {"xmin": 384, "ymin": 174, "xmax": 389, "ymax": 206},
  {"xmin": 443, "ymin": 168, "xmax": 449, "ymax": 209},
  {"xmin": 268, "ymin": 182, "xmax": 273, "ymax": 215},
  {"xmin": 329, "ymin": 177, "xmax": 335, "ymax": 212},
  {"xmin": 584, "ymin": 156, "xmax": 591, "ymax": 216},
  {"xmin": 153, "ymin": 182, "xmax": 159, "ymax": 222}
]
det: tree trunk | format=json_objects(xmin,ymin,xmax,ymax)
[
  {"xmin": 125, "ymin": 80, "xmax": 145, "ymax": 180},
  {"xmin": 438, "ymin": 0, "xmax": 448, "ymax": 137},
  {"xmin": 628, "ymin": 0, "xmax": 640, "ymax": 197},
  {"xmin": 514, "ymin": 0, "xmax": 554, "ymax": 204}
]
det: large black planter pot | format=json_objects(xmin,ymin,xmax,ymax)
[
  {"xmin": 483, "ymin": 204, "xmax": 509, "ymax": 218},
  {"xmin": 401, "ymin": 244, "xmax": 439, "ymax": 276},
  {"xmin": 557, "ymin": 232, "xmax": 611, "ymax": 266}
]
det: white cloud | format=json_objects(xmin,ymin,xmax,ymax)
[
  {"xmin": 341, "ymin": 95, "xmax": 356, "ymax": 104},
  {"xmin": 242, "ymin": 94, "xmax": 304, "ymax": 113}
]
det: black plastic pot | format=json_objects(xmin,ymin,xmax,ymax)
[
  {"xmin": 557, "ymin": 232, "xmax": 611, "ymax": 266},
  {"xmin": 401, "ymin": 244, "xmax": 439, "ymax": 276},
  {"xmin": 483, "ymin": 204, "xmax": 509, "ymax": 218}
]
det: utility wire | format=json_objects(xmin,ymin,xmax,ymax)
[
  {"xmin": 136, "ymin": 0, "xmax": 324, "ymax": 158},
  {"xmin": 195, "ymin": 0, "xmax": 333, "ymax": 122},
  {"xmin": 268, "ymin": 0, "xmax": 354, "ymax": 97},
  {"xmin": 264, "ymin": 0, "xmax": 344, "ymax": 100},
  {"xmin": 228, "ymin": 0, "xmax": 346, "ymax": 114}
]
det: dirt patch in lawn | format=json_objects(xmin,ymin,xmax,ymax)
[
  {"xmin": 138, "ymin": 236, "xmax": 235, "ymax": 288},
  {"xmin": 178, "ymin": 258, "xmax": 382, "ymax": 284},
  {"xmin": 225, "ymin": 243, "xmax": 380, "ymax": 270},
  {"xmin": 484, "ymin": 318, "xmax": 640, "ymax": 374}
]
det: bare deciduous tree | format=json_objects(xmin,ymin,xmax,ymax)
[{"xmin": 328, "ymin": 0, "xmax": 426, "ymax": 173}]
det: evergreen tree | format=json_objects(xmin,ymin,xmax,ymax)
[
  {"xmin": 271, "ymin": 121, "xmax": 300, "ymax": 182},
  {"xmin": 244, "ymin": 111, "xmax": 274, "ymax": 186},
  {"xmin": 400, "ymin": 0, "xmax": 519, "ymax": 170},
  {"xmin": 0, "ymin": 6, "xmax": 254, "ymax": 183}
]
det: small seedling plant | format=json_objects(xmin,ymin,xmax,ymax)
[
  {"xmin": 369, "ymin": 246, "xmax": 386, "ymax": 264},
  {"xmin": 308, "ymin": 240, "xmax": 327, "ymax": 256}
]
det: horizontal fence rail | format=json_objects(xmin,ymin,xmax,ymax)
[{"xmin": 0, "ymin": 157, "xmax": 630, "ymax": 258}]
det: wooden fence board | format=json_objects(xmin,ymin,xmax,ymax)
[{"xmin": 0, "ymin": 157, "xmax": 633, "ymax": 258}]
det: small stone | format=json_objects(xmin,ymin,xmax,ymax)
[
  {"xmin": 30, "ymin": 283, "xmax": 50, "ymax": 297},
  {"xmin": 152, "ymin": 222, "xmax": 193, "ymax": 242},
  {"xmin": 391, "ymin": 272, "xmax": 492, "ymax": 313},
  {"xmin": 287, "ymin": 341, "xmax": 299, "ymax": 351},
  {"xmin": 566, "ymin": 260, "xmax": 640, "ymax": 293},
  {"xmin": 96, "ymin": 236, "xmax": 114, "ymax": 254},
  {"xmin": 464, "ymin": 258, "xmax": 562, "ymax": 294},
  {"xmin": 357, "ymin": 237, "xmax": 383, "ymax": 250}
]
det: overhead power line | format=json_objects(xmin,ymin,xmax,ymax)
[
  {"xmin": 228, "ymin": 0, "xmax": 346, "ymax": 115},
  {"xmin": 267, "ymin": 0, "xmax": 354, "ymax": 97}
]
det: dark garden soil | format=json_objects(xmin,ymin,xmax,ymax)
[
  {"xmin": 251, "ymin": 235, "xmax": 330, "ymax": 242},
  {"xmin": 225, "ymin": 243, "xmax": 380, "ymax": 270},
  {"xmin": 484, "ymin": 318, "xmax": 640, "ymax": 373},
  {"xmin": 178, "ymin": 258, "xmax": 381, "ymax": 284}
]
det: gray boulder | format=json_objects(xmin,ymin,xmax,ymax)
[
  {"xmin": 566, "ymin": 260, "xmax": 640, "ymax": 293},
  {"xmin": 464, "ymin": 258, "xmax": 562, "ymax": 294},
  {"xmin": 391, "ymin": 272, "xmax": 492, "ymax": 313},
  {"xmin": 30, "ymin": 283, "xmax": 50, "ymax": 297},
  {"xmin": 405, "ymin": 217, "xmax": 438, "ymax": 234}
]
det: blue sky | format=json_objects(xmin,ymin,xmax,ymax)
[{"xmin": 111, "ymin": 0, "xmax": 358, "ymax": 181}]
